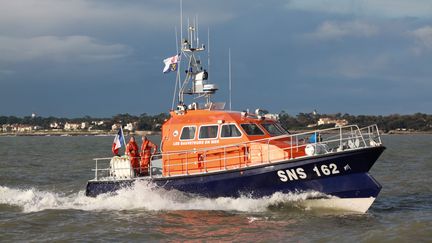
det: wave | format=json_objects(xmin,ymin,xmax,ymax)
[{"xmin": 0, "ymin": 182, "xmax": 327, "ymax": 213}]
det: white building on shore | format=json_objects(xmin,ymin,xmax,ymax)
[
  {"xmin": 124, "ymin": 122, "xmax": 137, "ymax": 132},
  {"xmin": 317, "ymin": 118, "xmax": 349, "ymax": 127},
  {"xmin": 64, "ymin": 122, "xmax": 81, "ymax": 131},
  {"xmin": 111, "ymin": 123, "xmax": 122, "ymax": 131}
]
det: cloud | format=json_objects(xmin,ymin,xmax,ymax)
[
  {"xmin": 0, "ymin": 36, "xmax": 132, "ymax": 63},
  {"xmin": 305, "ymin": 20, "xmax": 378, "ymax": 40},
  {"xmin": 285, "ymin": 0, "xmax": 432, "ymax": 18},
  {"xmin": 301, "ymin": 48, "xmax": 432, "ymax": 85},
  {"xmin": 0, "ymin": 0, "xmax": 235, "ymax": 36},
  {"xmin": 411, "ymin": 25, "xmax": 432, "ymax": 53},
  {"xmin": 326, "ymin": 54, "xmax": 391, "ymax": 79},
  {"xmin": 0, "ymin": 69, "xmax": 15, "ymax": 76}
]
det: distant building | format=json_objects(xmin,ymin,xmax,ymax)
[
  {"xmin": 92, "ymin": 120, "xmax": 105, "ymax": 126},
  {"xmin": 13, "ymin": 125, "xmax": 34, "ymax": 132},
  {"xmin": 81, "ymin": 122, "xmax": 89, "ymax": 130},
  {"xmin": 317, "ymin": 118, "xmax": 348, "ymax": 127},
  {"xmin": 33, "ymin": 126, "xmax": 42, "ymax": 130},
  {"xmin": 124, "ymin": 122, "xmax": 137, "ymax": 132},
  {"xmin": 50, "ymin": 122, "xmax": 61, "ymax": 129},
  {"xmin": 111, "ymin": 123, "xmax": 122, "ymax": 131},
  {"xmin": 1, "ymin": 124, "xmax": 12, "ymax": 132},
  {"xmin": 64, "ymin": 122, "xmax": 81, "ymax": 130},
  {"xmin": 334, "ymin": 119, "xmax": 349, "ymax": 127},
  {"xmin": 317, "ymin": 118, "xmax": 332, "ymax": 125}
]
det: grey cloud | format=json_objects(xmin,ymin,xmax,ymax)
[
  {"xmin": 411, "ymin": 25, "xmax": 432, "ymax": 54},
  {"xmin": 304, "ymin": 20, "xmax": 378, "ymax": 40},
  {"xmin": 0, "ymin": 36, "xmax": 132, "ymax": 63},
  {"xmin": 0, "ymin": 0, "xmax": 235, "ymax": 36},
  {"xmin": 285, "ymin": 0, "xmax": 432, "ymax": 18}
]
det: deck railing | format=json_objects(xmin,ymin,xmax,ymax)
[{"xmin": 90, "ymin": 124, "xmax": 383, "ymax": 181}]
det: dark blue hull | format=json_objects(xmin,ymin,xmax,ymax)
[{"xmin": 86, "ymin": 146, "xmax": 385, "ymax": 199}]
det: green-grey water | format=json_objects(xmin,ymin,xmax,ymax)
[{"xmin": 0, "ymin": 135, "xmax": 431, "ymax": 242}]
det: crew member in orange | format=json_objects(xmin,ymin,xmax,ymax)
[
  {"xmin": 140, "ymin": 135, "xmax": 158, "ymax": 175},
  {"xmin": 126, "ymin": 136, "xmax": 140, "ymax": 175}
]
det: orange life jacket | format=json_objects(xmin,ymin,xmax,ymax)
[{"xmin": 126, "ymin": 141, "xmax": 139, "ymax": 156}]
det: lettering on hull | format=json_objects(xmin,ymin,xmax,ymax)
[{"xmin": 277, "ymin": 163, "xmax": 341, "ymax": 182}]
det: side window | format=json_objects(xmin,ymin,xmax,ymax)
[
  {"xmin": 180, "ymin": 126, "xmax": 196, "ymax": 140},
  {"xmin": 262, "ymin": 123, "xmax": 285, "ymax": 136},
  {"xmin": 240, "ymin": 123, "xmax": 265, "ymax": 135},
  {"xmin": 275, "ymin": 123, "xmax": 289, "ymax": 134},
  {"xmin": 199, "ymin": 125, "xmax": 219, "ymax": 139},
  {"xmin": 221, "ymin": 124, "xmax": 242, "ymax": 138}
]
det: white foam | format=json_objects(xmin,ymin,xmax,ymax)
[{"xmin": 0, "ymin": 183, "xmax": 338, "ymax": 213}]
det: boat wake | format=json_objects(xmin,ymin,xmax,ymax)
[{"xmin": 0, "ymin": 182, "xmax": 331, "ymax": 213}]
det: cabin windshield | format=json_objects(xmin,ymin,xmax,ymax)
[
  {"xmin": 240, "ymin": 123, "xmax": 265, "ymax": 136},
  {"xmin": 261, "ymin": 122, "xmax": 287, "ymax": 136}
]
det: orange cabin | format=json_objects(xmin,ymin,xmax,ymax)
[{"xmin": 160, "ymin": 109, "xmax": 307, "ymax": 176}]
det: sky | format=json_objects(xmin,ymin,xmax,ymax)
[{"xmin": 1, "ymin": 0, "xmax": 432, "ymax": 117}]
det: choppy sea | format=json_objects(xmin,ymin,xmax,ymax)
[{"xmin": 0, "ymin": 135, "xmax": 431, "ymax": 242}]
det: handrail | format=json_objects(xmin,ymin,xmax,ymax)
[
  {"xmin": 160, "ymin": 132, "xmax": 369, "ymax": 168},
  {"xmin": 157, "ymin": 124, "xmax": 381, "ymax": 173},
  {"xmin": 160, "ymin": 124, "xmax": 365, "ymax": 155},
  {"xmin": 89, "ymin": 125, "xmax": 377, "ymax": 162},
  {"xmin": 90, "ymin": 124, "xmax": 383, "ymax": 181}
]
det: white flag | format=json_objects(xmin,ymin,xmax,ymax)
[{"xmin": 163, "ymin": 54, "xmax": 180, "ymax": 73}]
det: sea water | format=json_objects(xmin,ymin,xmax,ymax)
[{"xmin": 0, "ymin": 135, "xmax": 431, "ymax": 241}]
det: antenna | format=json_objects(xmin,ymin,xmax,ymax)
[
  {"xmin": 180, "ymin": 0, "xmax": 183, "ymax": 47},
  {"xmin": 187, "ymin": 18, "xmax": 190, "ymax": 46},
  {"xmin": 229, "ymin": 48, "xmax": 232, "ymax": 110},
  {"xmin": 207, "ymin": 28, "xmax": 210, "ymax": 74},
  {"xmin": 172, "ymin": 26, "xmax": 180, "ymax": 110},
  {"xmin": 196, "ymin": 15, "xmax": 199, "ymax": 47}
]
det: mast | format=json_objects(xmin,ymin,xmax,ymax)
[
  {"xmin": 171, "ymin": 26, "xmax": 180, "ymax": 111},
  {"xmin": 177, "ymin": 18, "xmax": 218, "ymax": 109}
]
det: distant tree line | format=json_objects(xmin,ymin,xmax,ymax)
[
  {"xmin": 1, "ymin": 112, "xmax": 431, "ymax": 132},
  {"xmin": 278, "ymin": 112, "xmax": 432, "ymax": 132},
  {"xmin": 111, "ymin": 113, "xmax": 169, "ymax": 131}
]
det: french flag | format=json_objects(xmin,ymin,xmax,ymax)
[{"xmin": 112, "ymin": 128, "xmax": 125, "ymax": 155}]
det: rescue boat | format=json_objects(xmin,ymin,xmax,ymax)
[{"xmin": 85, "ymin": 22, "xmax": 385, "ymax": 213}]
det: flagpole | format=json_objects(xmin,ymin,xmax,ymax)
[
  {"xmin": 120, "ymin": 127, "xmax": 127, "ymax": 149},
  {"xmin": 229, "ymin": 48, "xmax": 232, "ymax": 111}
]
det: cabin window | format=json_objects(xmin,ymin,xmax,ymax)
[
  {"xmin": 275, "ymin": 123, "xmax": 290, "ymax": 134},
  {"xmin": 221, "ymin": 124, "xmax": 242, "ymax": 138},
  {"xmin": 199, "ymin": 125, "xmax": 219, "ymax": 139},
  {"xmin": 180, "ymin": 126, "xmax": 196, "ymax": 140},
  {"xmin": 262, "ymin": 123, "xmax": 286, "ymax": 136},
  {"xmin": 240, "ymin": 123, "xmax": 265, "ymax": 136}
]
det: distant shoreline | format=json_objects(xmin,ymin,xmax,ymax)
[
  {"xmin": 384, "ymin": 130, "xmax": 432, "ymax": 135},
  {"xmin": 1, "ymin": 129, "xmax": 431, "ymax": 137},
  {"xmin": 0, "ymin": 130, "xmax": 161, "ymax": 137}
]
